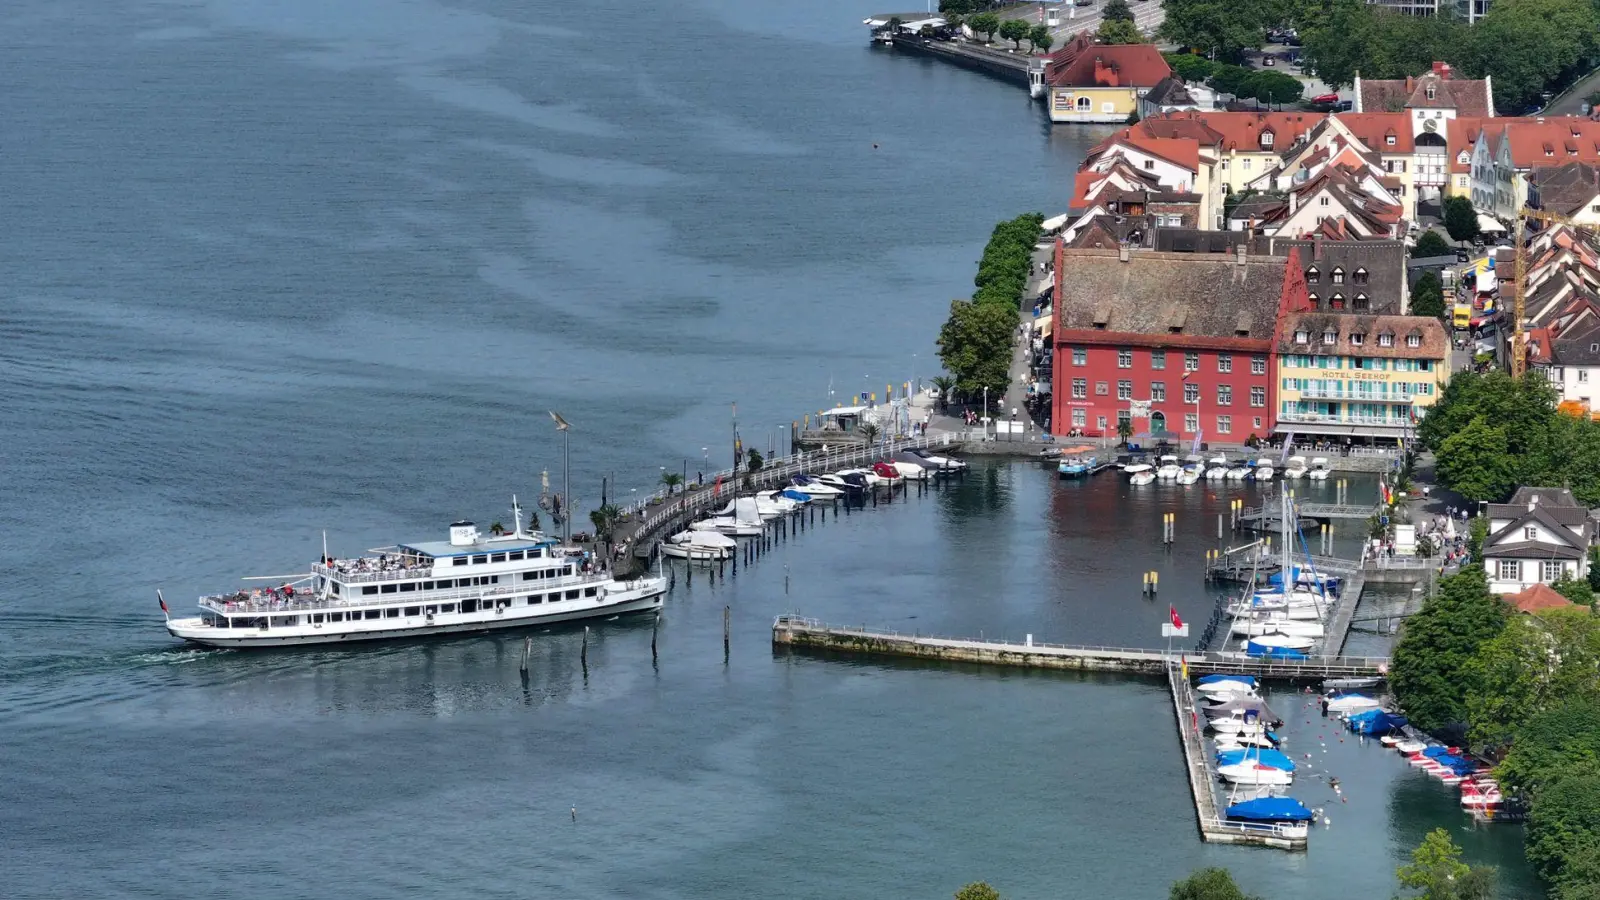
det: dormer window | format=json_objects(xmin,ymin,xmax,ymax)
[
  {"xmin": 1309, "ymin": 292, "xmax": 1320, "ymax": 307},
  {"xmin": 1322, "ymin": 330, "xmax": 1337, "ymax": 345},
  {"xmin": 1426, "ymin": 85, "xmax": 1436, "ymax": 100},
  {"xmin": 1261, "ymin": 131, "xmax": 1275, "ymax": 148},
  {"xmin": 1331, "ymin": 267, "xmax": 1345, "ymax": 284},
  {"xmin": 1378, "ymin": 332, "xmax": 1394, "ymax": 347},
  {"xmin": 1546, "ymin": 147, "xmax": 1555, "ymax": 157},
  {"xmin": 1306, "ymin": 267, "xmax": 1320, "ymax": 283},
  {"xmin": 1354, "ymin": 293, "xmax": 1370, "ymax": 311},
  {"xmin": 1330, "ymin": 293, "xmax": 1345, "ymax": 310},
  {"xmin": 1458, "ymin": 151, "xmax": 1469, "ymax": 163},
  {"xmin": 1295, "ymin": 329, "xmax": 1310, "ymax": 345},
  {"xmin": 1406, "ymin": 334, "xmax": 1422, "ymax": 348},
  {"xmin": 1387, "ymin": 134, "xmax": 1396, "ymax": 146},
  {"xmin": 1354, "ymin": 267, "xmax": 1368, "ymax": 285},
  {"xmin": 1350, "ymin": 331, "xmax": 1366, "ymax": 346}
]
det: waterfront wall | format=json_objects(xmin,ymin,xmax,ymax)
[{"xmin": 884, "ymin": 35, "xmax": 1034, "ymax": 89}]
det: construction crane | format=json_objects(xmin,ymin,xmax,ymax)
[{"xmin": 1509, "ymin": 206, "xmax": 1576, "ymax": 378}]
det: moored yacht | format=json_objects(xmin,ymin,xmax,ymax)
[
  {"xmin": 1308, "ymin": 457, "xmax": 1331, "ymax": 481},
  {"xmin": 1155, "ymin": 455, "xmax": 1183, "ymax": 480},
  {"xmin": 1204, "ymin": 455, "xmax": 1230, "ymax": 479},
  {"xmin": 1252, "ymin": 458, "xmax": 1276, "ymax": 481},
  {"xmin": 662, "ymin": 529, "xmax": 736, "ymax": 561},
  {"xmin": 163, "ymin": 502, "xmax": 665, "ymax": 649},
  {"xmin": 1284, "ymin": 456, "xmax": 1309, "ymax": 479}
]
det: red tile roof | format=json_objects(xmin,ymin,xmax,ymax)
[
  {"xmin": 1503, "ymin": 583, "xmax": 1577, "ymax": 614},
  {"xmin": 1502, "ymin": 118, "xmax": 1600, "ymax": 169},
  {"xmin": 1359, "ymin": 65, "xmax": 1492, "ymax": 117},
  {"xmin": 1044, "ymin": 39, "xmax": 1171, "ymax": 89},
  {"xmin": 1139, "ymin": 111, "xmax": 1319, "ymax": 153},
  {"xmin": 1334, "ymin": 112, "xmax": 1414, "ymax": 154}
]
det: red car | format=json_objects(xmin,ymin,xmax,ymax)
[{"xmin": 1311, "ymin": 93, "xmax": 1338, "ymax": 105}]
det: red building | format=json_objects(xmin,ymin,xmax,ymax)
[{"xmin": 1051, "ymin": 243, "xmax": 1310, "ymax": 444}]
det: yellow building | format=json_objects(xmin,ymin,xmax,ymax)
[
  {"xmin": 1274, "ymin": 313, "xmax": 1450, "ymax": 443},
  {"xmin": 1044, "ymin": 37, "xmax": 1171, "ymax": 125}
]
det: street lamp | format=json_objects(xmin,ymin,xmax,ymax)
[{"xmin": 548, "ymin": 411, "xmax": 571, "ymax": 544}]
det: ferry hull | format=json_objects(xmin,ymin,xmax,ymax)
[{"xmin": 168, "ymin": 585, "xmax": 665, "ymax": 649}]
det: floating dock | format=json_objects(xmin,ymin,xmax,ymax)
[{"xmin": 771, "ymin": 616, "xmax": 1388, "ymax": 679}]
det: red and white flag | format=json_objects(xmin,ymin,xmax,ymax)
[{"xmin": 1170, "ymin": 606, "xmax": 1184, "ymax": 629}]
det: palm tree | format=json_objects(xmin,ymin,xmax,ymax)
[
  {"xmin": 660, "ymin": 471, "xmax": 684, "ymax": 496},
  {"xmin": 1116, "ymin": 418, "xmax": 1133, "ymax": 448},
  {"xmin": 489, "ymin": 521, "xmax": 505, "ymax": 536},
  {"xmin": 589, "ymin": 505, "xmax": 621, "ymax": 542},
  {"xmin": 931, "ymin": 375, "xmax": 956, "ymax": 411},
  {"xmin": 859, "ymin": 421, "xmax": 882, "ymax": 444}
]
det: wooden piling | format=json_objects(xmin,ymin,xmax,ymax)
[
  {"xmin": 652, "ymin": 611, "xmax": 659, "ymax": 663},
  {"xmin": 723, "ymin": 605, "xmax": 731, "ymax": 663},
  {"xmin": 581, "ymin": 625, "xmax": 589, "ymax": 669}
]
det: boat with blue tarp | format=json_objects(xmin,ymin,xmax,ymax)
[
  {"xmin": 1216, "ymin": 748, "xmax": 1297, "ymax": 772},
  {"xmin": 1225, "ymin": 797, "xmax": 1315, "ymax": 824}
]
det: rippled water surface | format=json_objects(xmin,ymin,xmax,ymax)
[{"xmin": 1, "ymin": 1, "xmax": 1537, "ymax": 897}]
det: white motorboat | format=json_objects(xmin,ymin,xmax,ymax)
[
  {"xmin": 1239, "ymin": 632, "xmax": 1317, "ymax": 652},
  {"xmin": 1225, "ymin": 464, "xmax": 1251, "ymax": 480},
  {"xmin": 1217, "ymin": 761, "xmax": 1295, "ymax": 786},
  {"xmin": 1248, "ymin": 589, "xmax": 1328, "ymax": 607},
  {"xmin": 836, "ymin": 467, "xmax": 883, "ymax": 487},
  {"xmin": 1284, "ymin": 456, "xmax": 1309, "ymax": 479},
  {"xmin": 1252, "ymin": 458, "xmax": 1275, "ymax": 481},
  {"xmin": 1130, "ymin": 470, "xmax": 1157, "ymax": 485},
  {"xmin": 1395, "ymin": 740, "xmax": 1428, "ymax": 755},
  {"xmin": 908, "ymin": 447, "xmax": 967, "ymax": 471},
  {"xmin": 1308, "ymin": 457, "xmax": 1331, "ymax": 480},
  {"xmin": 1227, "ymin": 602, "xmax": 1321, "ymax": 620},
  {"xmin": 1325, "ymin": 693, "xmax": 1382, "ymax": 715},
  {"xmin": 789, "ymin": 475, "xmax": 845, "ymax": 497},
  {"xmin": 1231, "ymin": 617, "xmax": 1326, "ymax": 638},
  {"xmin": 1214, "ymin": 733, "xmax": 1277, "ymax": 750},
  {"xmin": 816, "ymin": 473, "xmax": 866, "ymax": 494},
  {"xmin": 1156, "ymin": 455, "xmax": 1182, "ymax": 480},
  {"xmin": 661, "ymin": 529, "xmax": 736, "ymax": 561},
  {"xmin": 164, "ymin": 502, "xmax": 666, "ymax": 648},
  {"xmin": 715, "ymin": 495, "xmax": 792, "ymax": 520},
  {"xmin": 890, "ymin": 460, "xmax": 930, "ymax": 481},
  {"xmin": 756, "ymin": 490, "xmax": 804, "ymax": 514},
  {"xmin": 1178, "ymin": 467, "xmax": 1201, "ymax": 485},
  {"xmin": 1208, "ymin": 715, "xmax": 1275, "ymax": 735},
  {"xmin": 1196, "ymin": 677, "xmax": 1257, "ymax": 698},
  {"xmin": 1204, "ymin": 455, "xmax": 1230, "ymax": 479},
  {"xmin": 1124, "ymin": 463, "xmax": 1153, "ymax": 478},
  {"xmin": 691, "ymin": 497, "xmax": 766, "ymax": 536}
]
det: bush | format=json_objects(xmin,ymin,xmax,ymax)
[
  {"xmin": 1413, "ymin": 231, "xmax": 1452, "ymax": 259},
  {"xmin": 1163, "ymin": 52, "xmax": 1216, "ymax": 82}
]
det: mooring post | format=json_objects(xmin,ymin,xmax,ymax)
[
  {"xmin": 581, "ymin": 625, "xmax": 589, "ymax": 670},
  {"xmin": 520, "ymin": 636, "xmax": 532, "ymax": 672},
  {"xmin": 652, "ymin": 611, "xmax": 659, "ymax": 663},
  {"xmin": 1217, "ymin": 513, "xmax": 1223, "ymax": 541},
  {"xmin": 723, "ymin": 605, "xmax": 731, "ymax": 663}
]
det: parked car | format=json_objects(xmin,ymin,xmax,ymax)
[
  {"xmin": 1311, "ymin": 93, "xmax": 1338, "ymax": 105},
  {"xmin": 1262, "ymin": 55, "xmax": 1275, "ymax": 66}
]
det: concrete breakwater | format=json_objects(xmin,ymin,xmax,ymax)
[{"xmin": 883, "ymin": 33, "xmax": 1038, "ymax": 91}]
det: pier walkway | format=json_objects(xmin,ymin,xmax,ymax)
[
  {"xmin": 772, "ymin": 616, "xmax": 1388, "ymax": 679},
  {"xmin": 1239, "ymin": 502, "xmax": 1377, "ymax": 530}
]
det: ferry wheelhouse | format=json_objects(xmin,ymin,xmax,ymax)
[{"xmin": 164, "ymin": 504, "xmax": 665, "ymax": 648}]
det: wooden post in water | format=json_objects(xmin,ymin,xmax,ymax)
[
  {"xmin": 652, "ymin": 611, "xmax": 659, "ymax": 663},
  {"xmin": 520, "ymin": 636, "xmax": 532, "ymax": 672},
  {"xmin": 1217, "ymin": 513, "xmax": 1223, "ymax": 541},
  {"xmin": 581, "ymin": 625, "xmax": 589, "ymax": 671},
  {"xmin": 723, "ymin": 605, "xmax": 731, "ymax": 663}
]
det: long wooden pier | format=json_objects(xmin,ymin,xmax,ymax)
[{"xmin": 772, "ymin": 616, "xmax": 1388, "ymax": 679}]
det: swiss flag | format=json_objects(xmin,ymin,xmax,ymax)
[{"xmin": 1170, "ymin": 606, "xmax": 1184, "ymax": 629}]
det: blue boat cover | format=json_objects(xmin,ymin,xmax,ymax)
[
  {"xmin": 1422, "ymin": 746, "xmax": 1451, "ymax": 758},
  {"xmin": 1198, "ymin": 674, "xmax": 1256, "ymax": 686},
  {"xmin": 1265, "ymin": 731, "xmax": 1281, "ymax": 744},
  {"xmin": 1225, "ymin": 797, "xmax": 1315, "ymax": 823},
  {"xmin": 1245, "ymin": 642, "xmax": 1310, "ymax": 659},
  {"xmin": 1216, "ymin": 748, "xmax": 1297, "ymax": 772},
  {"xmin": 1346, "ymin": 709, "xmax": 1408, "ymax": 735},
  {"xmin": 779, "ymin": 489, "xmax": 811, "ymax": 503}
]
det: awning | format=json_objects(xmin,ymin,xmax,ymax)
[
  {"xmin": 1478, "ymin": 213, "xmax": 1506, "ymax": 233},
  {"xmin": 1041, "ymin": 213, "xmax": 1069, "ymax": 233},
  {"xmin": 819, "ymin": 406, "xmax": 868, "ymax": 417},
  {"xmin": 1033, "ymin": 315, "xmax": 1054, "ymax": 336}
]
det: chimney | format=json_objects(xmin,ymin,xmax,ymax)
[
  {"xmin": 1119, "ymin": 244, "xmax": 1131, "ymax": 263},
  {"xmin": 1235, "ymin": 244, "xmax": 1247, "ymax": 267},
  {"xmin": 1530, "ymin": 495, "xmax": 1540, "ymax": 512},
  {"xmin": 1313, "ymin": 233, "xmax": 1324, "ymax": 260}
]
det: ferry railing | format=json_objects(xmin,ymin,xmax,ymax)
[
  {"xmin": 310, "ymin": 564, "xmax": 443, "ymax": 584},
  {"xmin": 202, "ymin": 572, "xmax": 615, "ymax": 614}
]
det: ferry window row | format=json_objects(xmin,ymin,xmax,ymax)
[
  {"xmin": 234, "ymin": 587, "xmax": 605, "ymax": 627},
  {"xmin": 449, "ymin": 548, "xmax": 545, "ymax": 566},
  {"xmin": 362, "ymin": 576, "xmax": 503, "ymax": 595}
]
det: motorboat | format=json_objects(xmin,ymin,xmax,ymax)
[
  {"xmin": 1225, "ymin": 463, "xmax": 1251, "ymax": 480},
  {"xmin": 1252, "ymin": 458, "xmax": 1276, "ymax": 481},
  {"xmin": 715, "ymin": 495, "xmax": 790, "ymax": 520},
  {"xmin": 889, "ymin": 460, "xmax": 930, "ymax": 481},
  {"xmin": 1461, "ymin": 779, "xmax": 1504, "ymax": 810},
  {"xmin": 1217, "ymin": 762, "xmax": 1294, "ymax": 786},
  {"xmin": 1230, "ymin": 617, "xmax": 1326, "ymax": 638},
  {"xmin": 1155, "ymin": 455, "xmax": 1183, "ymax": 480},
  {"xmin": 1324, "ymin": 693, "xmax": 1382, "ymax": 715},
  {"xmin": 1124, "ymin": 462, "xmax": 1152, "ymax": 478},
  {"xmin": 1214, "ymin": 732, "xmax": 1279, "ymax": 750},
  {"xmin": 1204, "ymin": 455, "xmax": 1230, "ymax": 479},
  {"xmin": 1324, "ymin": 676, "xmax": 1382, "ymax": 692},
  {"xmin": 1224, "ymin": 797, "xmax": 1313, "ymax": 837},
  {"xmin": 1268, "ymin": 568, "xmax": 1341, "ymax": 594},
  {"xmin": 1284, "ymin": 455, "xmax": 1309, "ymax": 479},
  {"xmin": 836, "ymin": 467, "xmax": 883, "ymax": 487},
  {"xmin": 1216, "ymin": 748, "xmax": 1296, "ymax": 772},
  {"xmin": 789, "ymin": 475, "xmax": 845, "ymax": 498},
  {"xmin": 661, "ymin": 529, "xmax": 736, "ymax": 561},
  {"xmin": 757, "ymin": 490, "xmax": 806, "ymax": 512},
  {"xmin": 691, "ymin": 497, "xmax": 766, "ymax": 537},
  {"xmin": 1196, "ymin": 675, "xmax": 1256, "ymax": 698},
  {"xmin": 1242, "ymin": 633, "xmax": 1315, "ymax": 656},
  {"xmin": 1058, "ymin": 455, "xmax": 1095, "ymax": 478},
  {"xmin": 1308, "ymin": 457, "xmax": 1331, "ymax": 481},
  {"xmin": 1346, "ymin": 708, "xmax": 1408, "ymax": 735},
  {"xmin": 1204, "ymin": 698, "xmax": 1279, "ymax": 723},
  {"xmin": 893, "ymin": 451, "xmax": 946, "ymax": 477},
  {"xmin": 908, "ymin": 447, "xmax": 967, "ymax": 471},
  {"xmin": 816, "ymin": 473, "xmax": 865, "ymax": 494},
  {"xmin": 1208, "ymin": 715, "xmax": 1273, "ymax": 736},
  {"xmin": 1178, "ymin": 467, "xmax": 1201, "ymax": 485},
  {"xmin": 1130, "ymin": 469, "xmax": 1156, "ymax": 485},
  {"xmin": 1394, "ymin": 739, "xmax": 1428, "ymax": 755},
  {"xmin": 870, "ymin": 461, "xmax": 904, "ymax": 483}
]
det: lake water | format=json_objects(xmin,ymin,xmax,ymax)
[{"xmin": 0, "ymin": 1, "xmax": 1538, "ymax": 897}]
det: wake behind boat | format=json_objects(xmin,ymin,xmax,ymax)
[{"xmin": 163, "ymin": 499, "xmax": 666, "ymax": 648}]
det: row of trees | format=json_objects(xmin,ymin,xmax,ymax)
[
  {"xmin": 1418, "ymin": 370, "xmax": 1600, "ymax": 504},
  {"xmin": 1157, "ymin": 0, "xmax": 1600, "ymax": 112},
  {"xmin": 936, "ymin": 213, "xmax": 1043, "ymax": 401},
  {"xmin": 1162, "ymin": 52, "xmax": 1305, "ymax": 105},
  {"xmin": 963, "ymin": 14, "xmax": 1054, "ymax": 53}
]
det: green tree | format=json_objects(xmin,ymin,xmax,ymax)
[
  {"xmin": 939, "ymin": 0, "xmax": 974, "ymax": 13},
  {"xmin": 1414, "ymin": 231, "xmax": 1453, "ymax": 259},
  {"xmin": 969, "ymin": 12, "xmax": 1000, "ymax": 42},
  {"xmin": 1159, "ymin": 0, "xmax": 1274, "ymax": 62},
  {"xmin": 1117, "ymin": 417, "xmax": 1134, "ymax": 446},
  {"xmin": 1102, "ymin": 0, "xmax": 1136, "ymax": 22},
  {"xmin": 1528, "ymin": 772, "xmax": 1600, "ymax": 882},
  {"xmin": 1418, "ymin": 370, "xmax": 1560, "ymax": 494},
  {"xmin": 859, "ymin": 421, "xmax": 882, "ymax": 444},
  {"xmin": 746, "ymin": 448, "xmax": 764, "ymax": 472},
  {"xmin": 1589, "ymin": 547, "xmax": 1600, "ymax": 593},
  {"xmin": 1164, "ymin": 52, "xmax": 1218, "ymax": 82},
  {"xmin": 999, "ymin": 18, "xmax": 1029, "ymax": 49},
  {"xmin": 1443, "ymin": 196, "xmax": 1481, "ymax": 245},
  {"xmin": 588, "ymin": 504, "xmax": 620, "ymax": 541},
  {"xmin": 1034, "ymin": 28, "xmax": 1054, "ymax": 53},
  {"xmin": 1469, "ymin": 516, "xmax": 1488, "ymax": 560},
  {"xmin": 1467, "ymin": 609, "xmax": 1600, "ymax": 748},
  {"xmin": 1555, "ymin": 575, "xmax": 1597, "ymax": 607},
  {"xmin": 932, "ymin": 375, "xmax": 957, "ymax": 410},
  {"xmin": 937, "ymin": 299, "xmax": 1016, "ymax": 399},
  {"xmin": 1246, "ymin": 70, "xmax": 1303, "ymax": 106},
  {"xmin": 954, "ymin": 883, "xmax": 1001, "ymax": 900},
  {"xmin": 1470, "ymin": 0, "xmax": 1600, "ymax": 113},
  {"xmin": 1499, "ymin": 695, "xmax": 1600, "ymax": 797},
  {"xmin": 1411, "ymin": 270, "xmax": 1446, "ymax": 318},
  {"xmin": 1169, "ymin": 867, "xmax": 1260, "ymax": 900},
  {"xmin": 1556, "ymin": 840, "xmax": 1600, "ymax": 900},
  {"xmin": 1098, "ymin": 18, "xmax": 1144, "ymax": 44},
  {"xmin": 1391, "ymin": 568, "xmax": 1508, "ymax": 731},
  {"xmin": 1398, "ymin": 828, "xmax": 1497, "ymax": 900},
  {"xmin": 660, "ymin": 471, "xmax": 684, "ymax": 496},
  {"xmin": 489, "ymin": 520, "xmax": 505, "ymax": 536},
  {"xmin": 1436, "ymin": 417, "xmax": 1517, "ymax": 501}
]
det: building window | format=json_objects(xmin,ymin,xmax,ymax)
[
  {"xmin": 1254, "ymin": 417, "xmax": 1263, "ymax": 429},
  {"xmin": 1072, "ymin": 408, "xmax": 1086, "ymax": 427},
  {"xmin": 1543, "ymin": 560, "xmax": 1565, "ymax": 583},
  {"xmin": 1387, "ymin": 134, "xmax": 1396, "ymax": 146},
  {"xmin": 1151, "ymin": 349, "xmax": 1166, "ymax": 369},
  {"xmin": 1498, "ymin": 559, "xmax": 1521, "ymax": 582},
  {"xmin": 1426, "ymin": 84, "xmax": 1436, "ymax": 100},
  {"xmin": 1072, "ymin": 378, "xmax": 1087, "ymax": 398},
  {"xmin": 1076, "ymin": 96, "xmax": 1092, "ymax": 111},
  {"xmin": 1151, "ymin": 381, "xmax": 1166, "ymax": 401},
  {"xmin": 1308, "ymin": 292, "xmax": 1319, "ymax": 308},
  {"xmin": 1525, "ymin": 526, "xmax": 1538, "ymax": 541},
  {"xmin": 1099, "ymin": 415, "xmax": 1109, "ymax": 431},
  {"xmin": 1261, "ymin": 131, "xmax": 1275, "ymax": 148},
  {"xmin": 1406, "ymin": 334, "xmax": 1421, "ymax": 348},
  {"xmin": 1072, "ymin": 347, "xmax": 1087, "ymax": 366},
  {"xmin": 1217, "ymin": 385, "xmax": 1232, "ymax": 405},
  {"xmin": 1095, "ymin": 381, "xmax": 1109, "ymax": 395},
  {"xmin": 1217, "ymin": 415, "xmax": 1232, "ymax": 434},
  {"xmin": 1378, "ymin": 332, "xmax": 1394, "ymax": 347},
  {"xmin": 1250, "ymin": 386, "xmax": 1266, "ymax": 407},
  {"xmin": 1222, "ymin": 159, "xmax": 1230, "ymax": 170},
  {"xmin": 1582, "ymin": 370, "xmax": 1592, "ymax": 383},
  {"xmin": 1330, "ymin": 293, "xmax": 1345, "ymax": 310},
  {"xmin": 1218, "ymin": 354, "xmax": 1233, "ymax": 373},
  {"xmin": 1319, "ymin": 196, "xmax": 1330, "ymax": 207},
  {"xmin": 1251, "ymin": 355, "xmax": 1266, "ymax": 375},
  {"xmin": 1354, "ymin": 268, "xmax": 1368, "ymax": 285},
  {"xmin": 1350, "ymin": 332, "xmax": 1366, "ymax": 346},
  {"xmin": 1117, "ymin": 380, "xmax": 1133, "ymax": 400},
  {"xmin": 1295, "ymin": 330, "xmax": 1309, "ymax": 344},
  {"xmin": 1185, "ymin": 351, "xmax": 1199, "ymax": 371},
  {"xmin": 1185, "ymin": 413, "xmax": 1199, "ymax": 433},
  {"xmin": 1354, "ymin": 294, "xmax": 1370, "ymax": 312},
  {"xmin": 1243, "ymin": 159, "xmax": 1252, "ymax": 170},
  {"xmin": 1118, "ymin": 348, "xmax": 1133, "ymax": 368},
  {"xmin": 1306, "ymin": 267, "xmax": 1319, "ymax": 283},
  {"xmin": 1184, "ymin": 383, "xmax": 1200, "ymax": 403},
  {"xmin": 1332, "ymin": 268, "xmax": 1345, "ymax": 284},
  {"xmin": 1322, "ymin": 330, "xmax": 1337, "ymax": 345}
]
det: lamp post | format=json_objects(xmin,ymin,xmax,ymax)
[{"xmin": 548, "ymin": 411, "xmax": 571, "ymax": 544}]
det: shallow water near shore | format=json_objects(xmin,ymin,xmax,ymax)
[{"xmin": 0, "ymin": 0, "xmax": 1538, "ymax": 896}]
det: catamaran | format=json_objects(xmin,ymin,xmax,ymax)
[{"xmin": 162, "ymin": 500, "xmax": 665, "ymax": 648}]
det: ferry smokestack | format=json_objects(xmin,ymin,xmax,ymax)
[{"xmin": 449, "ymin": 521, "xmax": 478, "ymax": 546}]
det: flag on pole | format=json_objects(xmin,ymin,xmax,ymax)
[{"xmin": 1170, "ymin": 606, "xmax": 1184, "ymax": 629}]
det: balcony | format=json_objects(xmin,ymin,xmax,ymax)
[
  {"xmin": 1292, "ymin": 386, "xmax": 1417, "ymax": 402},
  {"xmin": 1278, "ymin": 411, "xmax": 1411, "ymax": 428}
]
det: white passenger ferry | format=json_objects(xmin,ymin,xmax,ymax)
[{"xmin": 164, "ymin": 502, "xmax": 665, "ymax": 648}]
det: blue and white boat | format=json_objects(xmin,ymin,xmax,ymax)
[
  {"xmin": 1216, "ymin": 748, "xmax": 1297, "ymax": 772},
  {"xmin": 1225, "ymin": 797, "xmax": 1314, "ymax": 837},
  {"xmin": 1058, "ymin": 455, "xmax": 1095, "ymax": 478}
]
